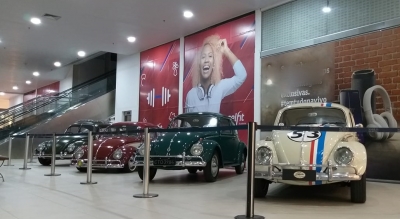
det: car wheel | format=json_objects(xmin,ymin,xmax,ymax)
[
  {"xmin": 76, "ymin": 167, "xmax": 87, "ymax": 173},
  {"xmin": 235, "ymin": 152, "xmax": 246, "ymax": 174},
  {"xmin": 254, "ymin": 178, "xmax": 270, "ymax": 198},
  {"xmin": 188, "ymin": 168, "xmax": 197, "ymax": 174},
  {"xmin": 204, "ymin": 151, "xmax": 220, "ymax": 182},
  {"xmin": 38, "ymin": 158, "xmax": 51, "ymax": 166},
  {"xmin": 122, "ymin": 155, "xmax": 137, "ymax": 173},
  {"xmin": 350, "ymin": 174, "xmax": 366, "ymax": 203},
  {"xmin": 137, "ymin": 166, "xmax": 157, "ymax": 181}
]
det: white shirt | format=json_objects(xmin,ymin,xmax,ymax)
[{"xmin": 185, "ymin": 60, "xmax": 247, "ymax": 113}]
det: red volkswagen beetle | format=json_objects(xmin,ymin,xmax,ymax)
[{"xmin": 71, "ymin": 122, "xmax": 158, "ymax": 173}]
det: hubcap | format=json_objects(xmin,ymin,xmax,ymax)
[
  {"xmin": 211, "ymin": 155, "xmax": 218, "ymax": 177},
  {"xmin": 128, "ymin": 156, "xmax": 136, "ymax": 171}
]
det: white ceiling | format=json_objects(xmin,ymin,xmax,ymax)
[{"xmin": 0, "ymin": 0, "xmax": 290, "ymax": 96}]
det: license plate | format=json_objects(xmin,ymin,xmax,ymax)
[
  {"xmin": 77, "ymin": 160, "xmax": 83, "ymax": 167},
  {"xmin": 282, "ymin": 169, "xmax": 316, "ymax": 181},
  {"xmin": 153, "ymin": 159, "xmax": 175, "ymax": 166}
]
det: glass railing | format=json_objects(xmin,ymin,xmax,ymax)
[{"xmin": 0, "ymin": 71, "xmax": 116, "ymax": 140}]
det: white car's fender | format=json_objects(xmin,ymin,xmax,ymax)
[{"xmin": 255, "ymin": 140, "xmax": 278, "ymax": 173}]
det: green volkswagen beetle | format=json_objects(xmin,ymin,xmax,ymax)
[
  {"xmin": 134, "ymin": 112, "xmax": 247, "ymax": 182},
  {"xmin": 34, "ymin": 120, "xmax": 110, "ymax": 165}
]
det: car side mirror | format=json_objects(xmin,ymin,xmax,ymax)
[{"xmin": 355, "ymin": 123, "xmax": 363, "ymax": 128}]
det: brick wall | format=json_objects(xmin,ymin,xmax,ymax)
[{"xmin": 335, "ymin": 27, "xmax": 400, "ymax": 121}]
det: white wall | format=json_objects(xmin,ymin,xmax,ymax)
[
  {"xmin": 59, "ymin": 65, "xmax": 74, "ymax": 92},
  {"xmin": 114, "ymin": 53, "xmax": 140, "ymax": 122},
  {"xmin": 9, "ymin": 95, "xmax": 23, "ymax": 107}
]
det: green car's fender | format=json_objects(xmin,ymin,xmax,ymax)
[
  {"xmin": 236, "ymin": 142, "xmax": 247, "ymax": 164},
  {"xmin": 198, "ymin": 140, "xmax": 224, "ymax": 167}
]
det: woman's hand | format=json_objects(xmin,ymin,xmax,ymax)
[
  {"xmin": 218, "ymin": 38, "xmax": 238, "ymax": 65},
  {"xmin": 218, "ymin": 39, "xmax": 231, "ymax": 55}
]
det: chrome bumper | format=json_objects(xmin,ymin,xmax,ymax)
[
  {"xmin": 134, "ymin": 153, "xmax": 207, "ymax": 167},
  {"xmin": 71, "ymin": 158, "xmax": 124, "ymax": 169},
  {"xmin": 255, "ymin": 161, "xmax": 361, "ymax": 182},
  {"xmin": 34, "ymin": 153, "xmax": 73, "ymax": 159}
]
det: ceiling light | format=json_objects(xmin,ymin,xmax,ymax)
[
  {"xmin": 33, "ymin": 71, "xmax": 40, "ymax": 76},
  {"xmin": 77, "ymin": 51, "xmax": 86, "ymax": 57},
  {"xmin": 183, "ymin": 11, "xmax": 194, "ymax": 18},
  {"xmin": 12, "ymin": 86, "xmax": 18, "ymax": 90},
  {"xmin": 322, "ymin": 6, "xmax": 331, "ymax": 13},
  {"xmin": 322, "ymin": 0, "xmax": 331, "ymax": 13},
  {"xmin": 0, "ymin": 39, "xmax": 2, "ymax": 43},
  {"xmin": 127, "ymin": 36, "xmax": 136, "ymax": 43},
  {"xmin": 266, "ymin": 79, "xmax": 273, "ymax": 85},
  {"xmin": 26, "ymin": 80, "xmax": 31, "ymax": 84},
  {"xmin": 54, "ymin": 62, "xmax": 61, "ymax": 67},
  {"xmin": 30, "ymin": 17, "xmax": 41, "ymax": 25},
  {"xmin": 0, "ymin": 92, "xmax": 5, "ymax": 96}
]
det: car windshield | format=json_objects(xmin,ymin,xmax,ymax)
[
  {"xmin": 102, "ymin": 125, "xmax": 141, "ymax": 137},
  {"xmin": 168, "ymin": 116, "xmax": 218, "ymax": 128},
  {"xmin": 64, "ymin": 125, "xmax": 91, "ymax": 134},
  {"xmin": 278, "ymin": 107, "xmax": 347, "ymax": 127}
]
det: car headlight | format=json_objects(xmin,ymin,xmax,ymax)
[
  {"xmin": 66, "ymin": 143, "xmax": 76, "ymax": 152},
  {"xmin": 190, "ymin": 143, "xmax": 203, "ymax": 156},
  {"xmin": 74, "ymin": 148, "xmax": 84, "ymax": 159},
  {"xmin": 334, "ymin": 147, "xmax": 354, "ymax": 165},
  {"xmin": 113, "ymin": 149, "xmax": 123, "ymax": 160},
  {"xmin": 256, "ymin": 146, "xmax": 272, "ymax": 164},
  {"xmin": 36, "ymin": 142, "xmax": 46, "ymax": 151}
]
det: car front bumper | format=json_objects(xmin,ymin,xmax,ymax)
[
  {"xmin": 71, "ymin": 158, "xmax": 124, "ymax": 169},
  {"xmin": 255, "ymin": 160, "xmax": 361, "ymax": 182},
  {"xmin": 34, "ymin": 152, "xmax": 73, "ymax": 159},
  {"xmin": 134, "ymin": 153, "xmax": 206, "ymax": 167}
]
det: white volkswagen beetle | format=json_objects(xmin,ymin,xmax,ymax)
[{"xmin": 255, "ymin": 102, "xmax": 367, "ymax": 203}]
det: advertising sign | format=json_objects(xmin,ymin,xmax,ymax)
[
  {"xmin": 183, "ymin": 13, "xmax": 255, "ymax": 142},
  {"xmin": 260, "ymin": 42, "xmax": 336, "ymax": 125},
  {"xmin": 139, "ymin": 40, "xmax": 180, "ymax": 128}
]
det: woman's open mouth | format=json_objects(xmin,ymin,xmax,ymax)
[{"xmin": 203, "ymin": 65, "xmax": 210, "ymax": 73}]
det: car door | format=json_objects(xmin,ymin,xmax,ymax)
[{"xmin": 218, "ymin": 117, "xmax": 237, "ymax": 165}]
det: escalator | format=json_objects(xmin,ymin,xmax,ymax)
[{"xmin": 0, "ymin": 70, "xmax": 116, "ymax": 144}]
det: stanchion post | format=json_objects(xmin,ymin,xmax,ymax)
[
  {"xmin": 235, "ymin": 122, "xmax": 264, "ymax": 219},
  {"xmin": 19, "ymin": 133, "xmax": 31, "ymax": 170},
  {"xmin": 133, "ymin": 128, "xmax": 158, "ymax": 198},
  {"xmin": 28, "ymin": 135, "xmax": 36, "ymax": 163},
  {"xmin": 4, "ymin": 135, "xmax": 14, "ymax": 166},
  {"xmin": 45, "ymin": 133, "xmax": 61, "ymax": 176},
  {"xmin": 81, "ymin": 131, "xmax": 97, "ymax": 184}
]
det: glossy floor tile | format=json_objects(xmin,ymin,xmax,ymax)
[{"xmin": 1, "ymin": 159, "xmax": 400, "ymax": 219}]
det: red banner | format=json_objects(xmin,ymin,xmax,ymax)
[
  {"xmin": 139, "ymin": 40, "xmax": 180, "ymax": 128},
  {"xmin": 183, "ymin": 13, "xmax": 255, "ymax": 142}
]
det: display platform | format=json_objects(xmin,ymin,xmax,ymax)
[{"xmin": 365, "ymin": 133, "xmax": 400, "ymax": 182}]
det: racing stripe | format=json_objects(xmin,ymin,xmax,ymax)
[
  {"xmin": 308, "ymin": 140, "xmax": 316, "ymax": 185},
  {"xmin": 315, "ymin": 131, "xmax": 327, "ymax": 185}
]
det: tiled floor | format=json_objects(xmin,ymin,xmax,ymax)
[{"xmin": 1, "ymin": 160, "xmax": 400, "ymax": 219}]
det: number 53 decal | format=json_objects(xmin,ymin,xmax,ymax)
[{"xmin": 287, "ymin": 131, "xmax": 321, "ymax": 142}]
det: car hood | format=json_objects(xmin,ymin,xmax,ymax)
[
  {"xmin": 151, "ymin": 131, "xmax": 217, "ymax": 156},
  {"xmin": 271, "ymin": 130, "xmax": 345, "ymax": 167},
  {"xmin": 92, "ymin": 136, "xmax": 142, "ymax": 158},
  {"xmin": 42, "ymin": 137, "xmax": 83, "ymax": 153}
]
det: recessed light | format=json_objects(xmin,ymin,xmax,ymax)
[
  {"xmin": 12, "ymin": 86, "xmax": 18, "ymax": 90},
  {"xmin": 54, "ymin": 62, "xmax": 61, "ymax": 67},
  {"xmin": 30, "ymin": 17, "xmax": 41, "ymax": 25},
  {"xmin": 183, "ymin": 10, "xmax": 193, "ymax": 18},
  {"xmin": 26, "ymin": 80, "xmax": 31, "ymax": 84},
  {"xmin": 127, "ymin": 36, "xmax": 136, "ymax": 43},
  {"xmin": 0, "ymin": 92, "xmax": 5, "ymax": 95},
  {"xmin": 77, "ymin": 51, "xmax": 86, "ymax": 57},
  {"xmin": 33, "ymin": 71, "xmax": 40, "ymax": 76},
  {"xmin": 322, "ymin": 6, "xmax": 331, "ymax": 13}
]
